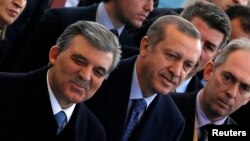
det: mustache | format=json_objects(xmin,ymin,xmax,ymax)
[
  {"xmin": 71, "ymin": 77, "xmax": 90, "ymax": 89},
  {"xmin": 163, "ymin": 72, "xmax": 179, "ymax": 86}
]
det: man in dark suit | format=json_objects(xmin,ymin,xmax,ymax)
[
  {"xmin": 171, "ymin": 39, "xmax": 250, "ymax": 141},
  {"xmin": 85, "ymin": 15, "xmax": 202, "ymax": 141},
  {"xmin": 14, "ymin": 0, "xmax": 154, "ymax": 72},
  {"xmin": 176, "ymin": 1, "xmax": 231, "ymax": 93},
  {"xmin": 0, "ymin": 21, "xmax": 122, "ymax": 141},
  {"xmin": 225, "ymin": 5, "xmax": 250, "ymax": 126}
]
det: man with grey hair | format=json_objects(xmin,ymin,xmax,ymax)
[
  {"xmin": 0, "ymin": 21, "xmax": 121, "ymax": 141},
  {"xmin": 86, "ymin": 15, "xmax": 202, "ymax": 141},
  {"xmin": 176, "ymin": 1, "xmax": 231, "ymax": 93},
  {"xmin": 171, "ymin": 38, "xmax": 250, "ymax": 141}
]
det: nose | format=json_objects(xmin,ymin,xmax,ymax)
[
  {"xmin": 226, "ymin": 84, "xmax": 238, "ymax": 98},
  {"xmin": 13, "ymin": 0, "xmax": 27, "ymax": 9},
  {"xmin": 144, "ymin": 0, "xmax": 154, "ymax": 12},
  {"xmin": 79, "ymin": 66, "xmax": 92, "ymax": 82},
  {"xmin": 169, "ymin": 61, "xmax": 182, "ymax": 78}
]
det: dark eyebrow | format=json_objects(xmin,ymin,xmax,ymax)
[
  {"xmin": 205, "ymin": 41, "xmax": 217, "ymax": 49},
  {"xmin": 72, "ymin": 53, "xmax": 108, "ymax": 75}
]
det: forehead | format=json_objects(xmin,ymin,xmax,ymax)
[
  {"xmin": 65, "ymin": 35, "xmax": 113, "ymax": 67},
  {"xmin": 218, "ymin": 49, "xmax": 250, "ymax": 83},
  {"xmin": 191, "ymin": 17, "xmax": 224, "ymax": 48},
  {"xmin": 157, "ymin": 25, "xmax": 201, "ymax": 62}
]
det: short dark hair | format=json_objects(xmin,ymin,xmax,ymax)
[
  {"xmin": 181, "ymin": 1, "xmax": 231, "ymax": 49},
  {"xmin": 226, "ymin": 5, "xmax": 250, "ymax": 35}
]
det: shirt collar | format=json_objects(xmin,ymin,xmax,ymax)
[
  {"xmin": 96, "ymin": 2, "xmax": 124, "ymax": 36},
  {"xmin": 0, "ymin": 26, "xmax": 7, "ymax": 40},
  {"xmin": 130, "ymin": 63, "xmax": 157, "ymax": 109},
  {"xmin": 47, "ymin": 70, "xmax": 76, "ymax": 122},
  {"xmin": 196, "ymin": 89, "xmax": 227, "ymax": 128},
  {"xmin": 176, "ymin": 77, "xmax": 192, "ymax": 93}
]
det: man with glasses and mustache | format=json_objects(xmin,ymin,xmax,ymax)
[
  {"xmin": 0, "ymin": 21, "xmax": 121, "ymax": 141},
  {"xmin": 85, "ymin": 15, "xmax": 202, "ymax": 141}
]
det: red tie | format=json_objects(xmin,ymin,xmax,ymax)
[{"xmin": 50, "ymin": 0, "xmax": 66, "ymax": 8}]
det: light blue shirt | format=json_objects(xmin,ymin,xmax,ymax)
[
  {"xmin": 65, "ymin": 0, "xmax": 79, "ymax": 7},
  {"xmin": 47, "ymin": 71, "xmax": 76, "ymax": 125},
  {"xmin": 196, "ymin": 90, "xmax": 227, "ymax": 128},
  {"xmin": 96, "ymin": 2, "xmax": 124, "ymax": 36},
  {"xmin": 176, "ymin": 77, "xmax": 192, "ymax": 93}
]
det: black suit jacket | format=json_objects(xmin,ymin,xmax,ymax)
[
  {"xmin": 170, "ymin": 92, "xmax": 237, "ymax": 141},
  {"xmin": 16, "ymin": 4, "xmax": 136, "ymax": 72},
  {"xmin": 230, "ymin": 102, "xmax": 250, "ymax": 125},
  {"xmin": 85, "ymin": 56, "xmax": 185, "ymax": 141},
  {"xmin": 0, "ymin": 67, "xmax": 106, "ymax": 141},
  {"xmin": 185, "ymin": 75, "xmax": 204, "ymax": 93}
]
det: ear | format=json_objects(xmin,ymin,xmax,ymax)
[
  {"xmin": 203, "ymin": 61, "xmax": 214, "ymax": 82},
  {"xmin": 139, "ymin": 36, "xmax": 150, "ymax": 57},
  {"xmin": 49, "ymin": 46, "xmax": 60, "ymax": 66}
]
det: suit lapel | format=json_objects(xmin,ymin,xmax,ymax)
[
  {"xmin": 25, "ymin": 67, "xmax": 58, "ymax": 139},
  {"xmin": 105, "ymin": 57, "xmax": 137, "ymax": 140}
]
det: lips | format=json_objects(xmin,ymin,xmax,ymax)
[
  {"xmin": 161, "ymin": 74, "xmax": 176, "ymax": 86},
  {"xmin": 137, "ymin": 13, "xmax": 147, "ymax": 21},
  {"xmin": 8, "ymin": 9, "xmax": 19, "ymax": 18},
  {"xmin": 217, "ymin": 98, "xmax": 230, "ymax": 109}
]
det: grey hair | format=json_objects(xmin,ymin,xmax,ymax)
[
  {"xmin": 56, "ymin": 20, "xmax": 121, "ymax": 77},
  {"xmin": 146, "ymin": 15, "xmax": 201, "ymax": 47},
  {"xmin": 181, "ymin": 1, "xmax": 231, "ymax": 49},
  {"xmin": 214, "ymin": 38, "xmax": 250, "ymax": 68}
]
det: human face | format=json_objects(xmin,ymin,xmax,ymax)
[
  {"xmin": 202, "ymin": 50, "xmax": 250, "ymax": 121},
  {"xmin": 189, "ymin": 17, "xmax": 224, "ymax": 75},
  {"xmin": 230, "ymin": 18, "xmax": 250, "ymax": 40},
  {"xmin": 137, "ymin": 25, "xmax": 201, "ymax": 97},
  {"xmin": 0, "ymin": 0, "xmax": 26, "ymax": 26},
  {"xmin": 208, "ymin": 0, "xmax": 248, "ymax": 11},
  {"xmin": 48, "ymin": 35, "xmax": 113, "ymax": 108},
  {"xmin": 113, "ymin": 0, "xmax": 154, "ymax": 28}
]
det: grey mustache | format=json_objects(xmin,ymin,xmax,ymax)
[{"xmin": 72, "ymin": 78, "xmax": 90, "ymax": 89}]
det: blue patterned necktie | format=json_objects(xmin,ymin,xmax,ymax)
[
  {"xmin": 122, "ymin": 99, "xmax": 147, "ymax": 141},
  {"xmin": 55, "ymin": 111, "xmax": 67, "ymax": 135}
]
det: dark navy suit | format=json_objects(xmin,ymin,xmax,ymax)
[
  {"xmin": 86, "ymin": 56, "xmax": 185, "ymax": 141},
  {"xmin": 171, "ymin": 92, "xmax": 237, "ymax": 141},
  {"xmin": 0, "ymin": 67, "xmax": 106, "ymax": 141}
]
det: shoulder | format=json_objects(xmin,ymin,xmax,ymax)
[{"xmin": 77, "ymin": 103, "xmax": 106, "ymax": 140}]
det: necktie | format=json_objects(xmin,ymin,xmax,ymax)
[
  {"xmin": 122, "ymin": 99, "xmax": 147, "ymax": 141},
  {"xmin": 50, "ymin": 0, "xmax": 66, "ymax": 8},
  {"xmin": 198, "ymin": 124, "xmax": 213, "ymax": 141},
  {"xmin": 110, "ymin": 29, "xmax": 119, "ymax": 37},
  {"xmin": 55, "ymin": 111, "xmax": 67, "ymax": 134}
]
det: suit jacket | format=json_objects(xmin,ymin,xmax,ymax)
[
  {"xmin": 15, "ymin": 4, "xmax": 136, "ymax": 72},
  {"xmin": 170, "ymin": 92, "xmax": 237, "ymax": 141},
  {"xmin": 85, "ymin": 56, "xmax": 185, "ymax": 141},
  {"xmin": 185, "ymin": 75, "xmax": 204, "ymax": 93},
  {"xmin": 230, "ymin": 103, "xmax": 250, "ymax": 125},
  {"xmin": 0, "ymin": 67, "xmax": 106, "ymax": 141}
]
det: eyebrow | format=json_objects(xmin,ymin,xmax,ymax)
[{"xmin": 72, "ymin": 53, "xmax": 108, "ymax": 75}]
